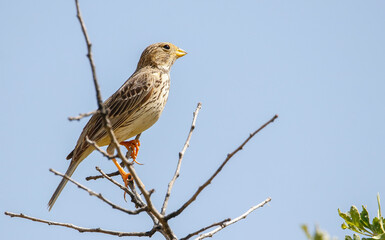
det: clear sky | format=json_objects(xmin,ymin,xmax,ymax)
[{"xmin": 1, "ymin": 1, "xmax": 384, "ymax": 239}]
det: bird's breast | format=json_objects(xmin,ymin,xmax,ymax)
[{"xmin": 115, "ymin": 73, "xmax": 170, "ymax": 141}]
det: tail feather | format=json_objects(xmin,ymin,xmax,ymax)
[
  {"xmin": 48, "ymin": 160, "xmax": 80, "ymax": 211},
  {"xmin": 66, "ymin": 150, "xmax": 74, "ymax": 160}
]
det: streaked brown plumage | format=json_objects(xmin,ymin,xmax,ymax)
[{"xmin": 48, "ymin": 42, "xmax": 187, "ymax": 210}]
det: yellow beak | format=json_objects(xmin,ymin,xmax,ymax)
[{"xmin": 176, "ymin": 48, "xmax": 187, "ymax": 58}]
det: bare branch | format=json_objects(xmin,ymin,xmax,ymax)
[
  {"xmin": 180, "ymin": 218, "xmax": 230, "ymax": 240},
  {"xmin": 92, "ymin": 169, "xmax": 161, "ymax": 236},
  {"xmin": 86, "ymin": 170, "xmax": 120, "ymax": 181},
  {"xmin": 94, "ymin": 166, "xmax": 145, "ymax": 209},
  {"xmin": 161, "ymin": 102, "xmax": 202, "ymax": 215},
  {"xmin": 122, "ymin": 160, "xmax": 176, "ymax": 239},
  {"xmin": 68, "ymin": 110, "xmax": 97, "ymax": 121},
  {"xmin": 74, "ymin": 0, "xmax": 103, "ymax": 110},
  {"xmin": 74, "ymin": 0, "xmax": 120, "ymax": 163},
  {"xmin": 86, "ymin": 136, "xmax": 116, "ymax": 159},
  {"xmin": 194, "ymin": 197, "xmax": 271, "ymax": 240},
  {"xmin": 4, "ymin": 212, "xmax": 155, "ymax": 237},
  {"xmin": 49, "ymin": 168, "xmax": 145, "ymax": 215},
  {"xmin": 166, "ymin": 114, "xmax": 278, "ymax": 220}
]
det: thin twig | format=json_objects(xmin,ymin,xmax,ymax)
[
  {"xmin": 180, "ymin": 218, "xmax": 230, "ymax": 240},
  {"xmin": 194, "ymin": 197, "xmax": 271, "ymax": 240},
  {"xmin": 86, "ymin": 170, "xmax": 120, "ymax": 181},
  {"xmin": 68, "ymin": 110, "xmax": 97, "ymax": 121},
  {"xmin": 4, "ymin": 212, "xmax": 155, "ymax": 237},
  {"xmin": 161, "ymin": 102, "xmax": 202, "ymax": 215},
  {"xmin": 123, "ymin": 160, "xmax": 176, "ymax": 239},
  {"xmin": 95, "ymin": 167, "xmax": 145, "ymax": 208},
  {"xmin": 93, "ymin": 167, "xmax": 160, "ymax": 234},
  {"xmin": 166, "ymin": 114, "xmax": 278, "ymax": 220},
  {"xmin": 75, "ymin": 0, "xmax": 119, "ymax": 160},
  {"xmin": 86, "ymin": 136, "xmax": 116, "ymax": 159},
  {"xmin": 95, "ymin": 166, "xmax": 160, "ymax": 232},
  {"xmin": 75, "ymin": 0, "xmax": 103, "ymax": 110},
  {"xmin": 49, "ymin": 168, "xmax": 145, "ymax": 215}
]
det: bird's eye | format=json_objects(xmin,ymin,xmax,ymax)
[{"xmin": 163, "ymin": 44, "xmax": 170, "ymax": 50}]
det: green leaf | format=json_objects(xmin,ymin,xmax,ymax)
[
  {"xmin": 345, "ymin": 223, "xmax": 365, "ymax": 235},
  {"xmin": 361, "ymin": 206, "xmax": 371, "ymax": 229},
  {"xmin": 301, "ymin": 224, "xmax": 312, "ymax": 240},
  {"xmin": 350, "ymin": 206, "xmax": 362, "ymax": 227},
  {"xmin": 373, "ymin": 217, "xmax": 384, "ymax": 235},
  {"xmin": 340, "ymin": 208, "xmax": 353, "ymax": 223},
  {"xmin": 346, "ymin": 236, "xmax": 353, "ymax": 240}
]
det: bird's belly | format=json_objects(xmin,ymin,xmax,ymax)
[
  {"xmin": 125, "ymin": 109, "xmax": 162, "ymax": 137},
  {"xmin": 115, "ymin": 95, "xmax": 169, "ymax": 141}
]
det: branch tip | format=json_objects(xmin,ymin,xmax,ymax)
[{"xmin": 161, "ymin": 103, "xmax": 202, "ymax": 215}]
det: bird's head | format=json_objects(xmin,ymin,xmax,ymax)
[{"xmin": 136, "ymin": 42, "xmax": 187, "ymax": 71}]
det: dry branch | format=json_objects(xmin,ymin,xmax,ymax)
[
  {"xmin": 95, "ymin": 166, "xmax": 145, "ymax": 208},
  {"xmin": 161, "ymin": 102, "xmax": 202, "ymax": 215},
  {"xmin": 49, "ymin": 168, "xmax": 145, "ymax": 215},
  {"xmin": 180, "ymin": 218, "xmax": 230, "ymax": 240},
  {"xmin": 86, "ymin": 170, "xmax": 120, "ymax": 181},
  {"xmin": 166, "ymin": 114, "xmax": 278, "ymax": 220},
  {"xmin": 4, "ymin": 212, "xmax": 155, "ymax": 237},
  {"xmin": 68, "ymin": 110, "xmax": 97, "ymax": 121},
  {"xmin": 86, "ymin": 136, "xmax": 116, "ymax": 159},
  {"xmin": 194, "ymin": 197, "xmax": 272, "ymax": 240}
]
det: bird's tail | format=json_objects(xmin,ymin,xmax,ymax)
[{"xmin": 48, "ymin": 160, "xmax": 80, "ymax": 211}]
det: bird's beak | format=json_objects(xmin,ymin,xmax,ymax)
[{"xmin": 175, "ymin": 48, "xmax": 187, "ymax": 58}]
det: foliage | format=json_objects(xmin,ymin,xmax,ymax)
[
  {"xmin": 338, "ymin": 194, "xmax": 385, "ymax": 240},
  {"xmin": 302, "ymin": 224, "xmax": 337, "ymax": 240}
]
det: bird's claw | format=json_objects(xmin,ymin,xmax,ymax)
[{"xmin": 120, "ymin": 140, "xmax": 143, "ymax": 165}]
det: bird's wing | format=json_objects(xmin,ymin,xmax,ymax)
[{"xmin": 69, "ymin": 68, "xmax": 158, "ymax": 161}]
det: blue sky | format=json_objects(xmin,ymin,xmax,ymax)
[{"xmin": 1, "ymin": 1, "xmax": 385, "ymax": 239}]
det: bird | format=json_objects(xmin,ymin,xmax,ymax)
[{"xmin": 48, "ymin": 42, "xmax": 187, "ymax": 210}]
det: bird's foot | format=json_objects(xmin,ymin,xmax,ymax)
[{"xmin": 120, "ymin": 140, "xmax": 142, "ymax": 165}]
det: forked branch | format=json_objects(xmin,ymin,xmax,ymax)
[
  {"xmin": 166, "ymin": 114, "xmax": 278, "ymax": 220},
  {"xmin": 95, "ymin": 166, "xmax": 145, "ymax": 208},
  {"xmin": 49, "ymin": 168, "xmax": 146, "ymax": 215},
  {"xmin": 180, "ymin": 218, "xmax": 230, "ymax": 240},
  {"xmin": 194, "ymin": 197, "xmax": 272, "ymax": 240}
]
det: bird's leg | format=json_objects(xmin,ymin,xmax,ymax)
[
  {"xmin": 111, "ymin": 158, "xmax": 133, "ymax": 201},
  {"xmin": 120, "ymin": 139, "xmax": 142, "ymax": 165},
  {"xmin": 107, "ymin": 145, "xmax": 133, "ymax": 201},
  {"xmin": 111, "ymin": 158, "xmax": 133, "ymax": 186}
]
